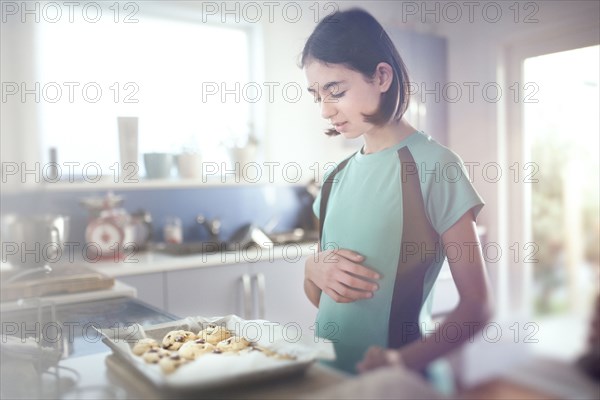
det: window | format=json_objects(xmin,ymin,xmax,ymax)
[
  {"xmin": 37, "ymin": 10, "xmax": 255, "ymax": 177},
  {"xmin": 525, "ymin": 45, "xmax": 599, "ymax": 315}
]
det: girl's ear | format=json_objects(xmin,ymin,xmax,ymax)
[{"xmin": 374, "ymin": 62, "xmax": 394, "ymax": 93}]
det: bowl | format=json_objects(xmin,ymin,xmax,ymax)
[{"xmin": 144, "ymin": 153, "xmax": 174, "ymax": 179}]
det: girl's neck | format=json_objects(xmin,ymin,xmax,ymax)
[{"xmin": 361, "ymin": 118, "xmax": 417, "ymax": 154}]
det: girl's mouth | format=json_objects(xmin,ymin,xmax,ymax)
[{"xmin": 333, "ymin": 122, "xmax": 347, "ymax": 131}]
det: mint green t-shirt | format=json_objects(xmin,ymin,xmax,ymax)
[{"xmin": 312, "ymin": 131, "xmax": 484, "ymax": 374}]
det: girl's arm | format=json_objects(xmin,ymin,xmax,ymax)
[
  {"xmin": 357, "ymin": 210, "xmax": 493, "ymax": 372},
  {"xmin": 304, "ymin": 247, "xmax": 381, "ymax": 307},
  {"xmin": 304, "ymin": 274, "xmax": 322, "ymax": 308}
]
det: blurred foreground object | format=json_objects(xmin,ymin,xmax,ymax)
[
  {"xmin": 308, "ymin": 365, "xmax": 444, "ymax": 399},
  {"xmin": 576, "ymin": 294, "xmax": 600, "ymax": 380}
]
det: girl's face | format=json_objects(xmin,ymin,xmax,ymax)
[{"xmin": 304, "ymin": 61, "xmax": 391, "ymax": 139}]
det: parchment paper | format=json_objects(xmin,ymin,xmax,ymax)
[{"xmin": 98, "ymin": 315, "xmax": 335, "ymax": 391}]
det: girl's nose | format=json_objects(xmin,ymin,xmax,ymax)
[{"xmin": 320, "ymin": 99, "xmax": 337, "ymax": 120}]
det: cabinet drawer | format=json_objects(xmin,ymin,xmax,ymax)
[
  {"xmin": 118, "ymin": 273, "xmax": 165, "ymax": 310},
  {"xmin": 165, "ymin": 264, "xmax": 246, "ymax": 318},
  {"xmin": 250, "ymin": 259, "xmax": 317, "ymax": 335}
]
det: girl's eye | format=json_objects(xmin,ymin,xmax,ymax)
[
  {"xmin": 312, "ymin": 91, "xmax": 345, "ymax": 103},
  {"xmin": 330, "ymin": 91, "xmax": 346, "ymax": 99}
]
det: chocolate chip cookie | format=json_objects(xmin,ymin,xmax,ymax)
[{"xmin": 161, "ymin": 330, "xmax": 197, "ymax": 350}]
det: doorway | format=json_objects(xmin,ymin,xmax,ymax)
[{"xmin": 524, "ymin": 45, "xmax": 599, "ymax": 316}]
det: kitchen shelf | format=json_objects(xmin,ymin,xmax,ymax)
[{"xmin": 14, "ymin": 177, "xmax": 308, "ymax": 192}]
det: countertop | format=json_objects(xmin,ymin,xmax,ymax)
[
  {"xmin": 4, "ymin": 350, "xmax": 350, "ymax": 399},
  {"xmin": 82, "ymin": 242, "xmax": 318, "ymax": 278},
  {"xmin": 7, "ymin": 349, "xmax": 596, "ymax": 399}
]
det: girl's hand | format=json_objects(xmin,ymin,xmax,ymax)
[
  {"xmin": 356, "ymin": 346, "xmax": 403, "ymax": 373},
  {"xmin": 305, "ymin": 248, "xmax": 380, "ymax": 303}
]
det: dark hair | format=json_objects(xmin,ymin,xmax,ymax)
[{"xmin": 300, "ymin": 8, "xmax": 411, "ymax": 136}]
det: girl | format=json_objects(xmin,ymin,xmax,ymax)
[{"xmin": 301, "ymin": 9, "xmax": 493, "ymax": 375}]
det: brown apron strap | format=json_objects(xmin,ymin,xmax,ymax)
[{"xmin": 318, "ymin": 154, "xmax": 355, "ymax": 250}]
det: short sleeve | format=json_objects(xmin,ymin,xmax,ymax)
[
  {"xmin": 424, "ymin": 150, "xmax": 485, "ymax": 235},
  {"xmin": 312, "ymin": 190, "xmax": 321, "ymax": 219},
  {"xmin": 312, "ymin": 165, "xmax": 337, "ymax": 220}
]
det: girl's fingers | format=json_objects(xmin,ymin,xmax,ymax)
[
  {"xmin": 341, "ymin": 262, "xmax": 381, "ymax": 281},
  {"xmin": 335, "ymin": 248, "xmax": 365, "ymax": 262},
  {"xmin": 331, "ymin": 282, "xmax": 373, "ymax": 301},
  {"xmin": 333, "ymin": 255, "xmax": 381, "ymax": 281},
  {"xmin": 337, "ymin": 272, "xmax": 379, "ymax": 292},
  {"xmin": 317, "ymin": 249, "xmax": 380, "ymax": 301},
  {"xmin": 323, "ymin": 287, "xmax": 354, "ymax": 303}
]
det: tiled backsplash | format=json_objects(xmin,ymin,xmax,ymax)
[{"xmin": 1, "ymin": 185, "xmax": 315, "ymax": 244}]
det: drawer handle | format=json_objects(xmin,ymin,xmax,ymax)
[
  {"xmin": 242, "ymin": 273, "xmax": 252, "ymax": 319},
  {"xmin": 255, "ymin": 273, "xmax": 266, "ymax": 320}
]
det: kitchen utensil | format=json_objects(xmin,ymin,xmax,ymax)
[
  {"xmin": 81, "ymin": 192, "xmax": 133, "ymax": 259},
  {"xmin": 143, "ymin": 153, "xmax": 173, "ymax": 179},
  {"xmin": 79, "ymin": 192, "xmax": 124, "ymax": 218},
  {"xmin": 196, "ymin": 214, "xmax": 221, "ymax": 242},
  {"xmin": 85, "ymin": 209, "xmax": 134, "ymax": 260},
  {"xmin": 1, "ymin": 214, "xmax": 70, "ymax": 268},
  {"xmin": 163, "ymin": 217, "xmax": 183, "ymax": 244},
  {"xmin": 269, "ymin": 229, "xmax": 307, "ymax": 244},
  {"xmin": 130, "ymin": 210, "xmax": 153, "ymax": 250},
  {"xmin": 228, "ymin": 224, "xmax": 273, "ymax": 249}
]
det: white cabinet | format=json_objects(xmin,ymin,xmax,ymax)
[
  {"xmin": 249, "ymin": 259, "xmax": 317, "ymax": 335},
  {"xmin": 165, "ymin": 263, "xmax": 246, "ymax": 318},
  {"xmin": 118, "ymin": 272, "xmax": 165, "ymax": 310},
  {"xmin": 163, "ymin": 258, "xmax": 317, "ymax": 336}
]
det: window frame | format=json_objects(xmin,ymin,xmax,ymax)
[{"xmin": 33, "ymin": 3, "xmax": 265, "ymax": 181}]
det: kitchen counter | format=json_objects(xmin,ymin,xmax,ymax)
[
  {"xmin": 83, "ymin": 242, "xmax": 317, "ymax": 278},
  {"xmin": 9, "ymin": 349, "xmax": 594, "ymax": 399},
  {"xmin": 45, "ymin": 351, "xmax": 350, "ymax": 399}
]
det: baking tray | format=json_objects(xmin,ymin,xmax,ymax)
[{"xmin": 98, "ymin": 315, "xmax": 333, "ymax": 393}]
